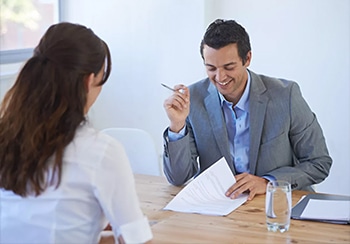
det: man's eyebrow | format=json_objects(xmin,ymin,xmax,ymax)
[{"xmin": 204, "ymin": 62, "xmax": 237, "ymax": 68}]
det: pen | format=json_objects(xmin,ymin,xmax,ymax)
[{"xmin": 161, "ymin": 83, "xmax": 185, "ymax": 94}]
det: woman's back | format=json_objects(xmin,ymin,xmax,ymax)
[{"xmin": 1, "ymin": 123, "xmax": 149, "ymax": 243}]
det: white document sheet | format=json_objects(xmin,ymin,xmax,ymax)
[
  {"xmin": 164, "ymin": 157, "xmax": 248, "ymax": 216},
  {"xmin": 300, "ymin": 199, "xmax": 350, "ymax": 221}
]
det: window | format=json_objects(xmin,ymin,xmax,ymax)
[{"xmin": 0, "ymin": 0, "xmax": 61, "ymax": 64}]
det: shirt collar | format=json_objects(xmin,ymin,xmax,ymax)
[{"xmin": 219, "ymin": 70, "xmax": 251, "ymax": 112}]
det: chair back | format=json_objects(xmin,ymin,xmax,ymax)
[{"xmin": 101, "ymin": 127, "xmax": 161, "ymax": 176}]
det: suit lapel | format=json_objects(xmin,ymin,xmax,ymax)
[
  {"xmin": 204, "ymin": 82, "xmax": 235, "ymax": 173},
  {"xmin": 248, "ymin": 71, "xmax": 268, "ymax": 174}
]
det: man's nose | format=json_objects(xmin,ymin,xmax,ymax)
[{"xmin": 215, "ymin": 69, "xmax": 227, "ymax": 82}]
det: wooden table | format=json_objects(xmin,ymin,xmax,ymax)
[{"xmin": 135, "ymin": 174, "xmax": 350, "ymax": 243}]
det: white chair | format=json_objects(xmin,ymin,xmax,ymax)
[{"xmin": 101, "ymin": 127, "xmax": 161, "ymax": 176}]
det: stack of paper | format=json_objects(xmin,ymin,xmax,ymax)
[{"xmin": 164, "ymin": 157, "xmax": 248, "ymax": 216}]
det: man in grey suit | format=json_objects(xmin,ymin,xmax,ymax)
[{"xmin": 162, "ymin": 19, "xmax": 332, "ymax": 201}]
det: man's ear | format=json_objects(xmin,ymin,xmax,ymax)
[
  {"xmin": 84, "ymin": 73, "xmax": 95, "ymax": 93},
  {"xmin": 244, "ymin": 51, "xmax": 252, "ymax": 67}
]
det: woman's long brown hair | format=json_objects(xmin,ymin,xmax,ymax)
[{"xmin": 0, "ymin": 22, "xmax": 111, "ymax": 197}]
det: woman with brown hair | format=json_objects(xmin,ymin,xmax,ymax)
[{"xmin": 0, "ymin": 22, "xmax": 152, "ymax": 244}]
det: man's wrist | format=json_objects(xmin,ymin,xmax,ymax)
[{"xmin": 169, "ymin": 122, "xmax": 185, "ymax": 133}]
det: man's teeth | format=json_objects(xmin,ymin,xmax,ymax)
[{"xmin": 218, "ymin": 81, "xmax": 229, "ymax": 85}]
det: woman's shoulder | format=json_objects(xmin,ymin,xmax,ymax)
[
  {"xmin": 65, "ymin": 123, "xmax": 128, "ymax": 169},
  {"xmin": 75, "ymin": 123, "xmax": 123, "ymax": 147}
]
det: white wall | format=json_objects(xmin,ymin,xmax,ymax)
[
  {"xmin": 60, "ymin": 0, "xmax": 206, "ymax": 159},
  {"xmin": 0, "ymin": 63, "xmax": 24, "ymax": 102},
  {"xmin": 15, "ymin": 0, "xmax": 348, "ymax": 195}
]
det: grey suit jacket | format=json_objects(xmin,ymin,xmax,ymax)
[{"xmin": 163, "ymin": 70, "xmax": 332, "ymax": 191}]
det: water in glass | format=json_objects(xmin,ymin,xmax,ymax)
[{"xmin": 265, "ymin": 180, "xmax": 292, "ymax": 233}]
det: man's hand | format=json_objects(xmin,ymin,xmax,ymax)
[
  {"xmin": 163, "ymin": 84, "xmax": 190, "ymax": 132},
  {"xmin": 225, "ymin": 173, "xmax": 268, "ymax": 201}
]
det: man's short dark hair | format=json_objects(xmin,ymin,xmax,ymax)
[{"xmin": 200, "ymin": 19, "xmax": 251, "ymax": 65}]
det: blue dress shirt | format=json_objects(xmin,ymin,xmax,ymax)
[{"xmin": 219, "ymin": 71, "xmax": 250, "ymax": 173}]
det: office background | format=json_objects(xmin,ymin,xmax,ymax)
[{"xmin": 1, "ymin": 0, "xmax": 349, "ymax": 195}]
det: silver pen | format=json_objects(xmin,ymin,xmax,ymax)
[{"xmin": 161, "ymin": 83, "xmax": 185, "ymax": 94}]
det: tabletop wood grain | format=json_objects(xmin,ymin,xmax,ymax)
[{"xmin": 134, "ymin": 174, "xmax": 350, "ymax": 243}]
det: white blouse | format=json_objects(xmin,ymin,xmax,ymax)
[{"xmin": 0, "ymin": 123, "xmax": 152, "ymax": 243}]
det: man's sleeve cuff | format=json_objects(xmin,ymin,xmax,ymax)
[
  {"xmin": 168, "ymin": 126, "xmax": 186, "ymax": 142},
  {"xmin": 262, "ymin": 175, "xmax": 276, "ymax": 182}
]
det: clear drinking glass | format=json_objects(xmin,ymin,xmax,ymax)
[{"xmin": 265, "ymin": 180, "xmax": 292, "ymax": 233}]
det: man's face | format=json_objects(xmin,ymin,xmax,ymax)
[{"xmin": 202, "ymin": 43, "xmax": 251, "ymax": 103}]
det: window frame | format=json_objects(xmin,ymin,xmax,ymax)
[
  {"xmin": 0, "ymin": 0, "xmax": 62, "ymax": 65},
  {"xmin": 0, "ymin": 49, "xmax": 34, "ymax": 65}
]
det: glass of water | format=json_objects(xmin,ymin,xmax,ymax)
[{"xmin": 265, "ymin": 180, "xmax": 292, "ymax": 233}]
